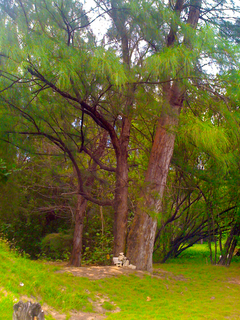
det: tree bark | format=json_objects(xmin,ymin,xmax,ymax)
[
  {"xmin": 110, "ymin": 2, "xmax": 132, "ymax": 256},
  {"xmin": 127, "ymin": 0, "xmax": 202, "ymax": 271},
  {"xmin": 13, "ymin": 301, "xmax": 44, "ymax": 320},
  {"xmin": 113, "ymin": 117, "xmax": 131, "ymax": 255},
  {"xmin": 127, "ymin": 93, "xmax": 182, "ymax": 271},
  {"xmin": 68, "ymin": 195, "xmax": 87, "ymax": 266},
  {"xmin": 218, "ymin": 221, "xmax": 240, "ymax": 266}
]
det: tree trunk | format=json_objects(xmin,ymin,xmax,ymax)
[
  {"xmin": 127, "ymin": 0, "xmax": 202, "ymax": 272},
  {"xmin": 113, "ymin": 117, "xmax": 131, "ymax": 256},
  {"xmin": 13, "ymin": 301, "xmax": 44, "ymax": 320},
  {"xmin": 218, "ymin": 221, "xmax": 240, "ymax": 266},
  {"xmin": 68, "ymin": 195, "xmax": 87, "ymax": 266},
  {"xmin": 68, "ymin": 132, "xmax": 108, "ymax": 267},
  {"xmin": 110, "ymin": 1, "xmax": 132, "ymax": 257},
  {"xmin": 127, "ymin": 99, "xmax": 182, "ymax": 271}
]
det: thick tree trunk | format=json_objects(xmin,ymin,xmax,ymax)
[
  {"xmin": 127, "ymin": 100, "xmax": 182, "ymax": 271},
  {"xmin": 113, "ymin": 117, "xmax": 131, "ymax": 256},
  {"xmin": 127, "ymin": 0, "xmax": 202, "ymax": 272}
]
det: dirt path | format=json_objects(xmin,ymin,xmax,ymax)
[{"xmin": 56, "ymin": 264, "xmax": 147, "ymax": 279}]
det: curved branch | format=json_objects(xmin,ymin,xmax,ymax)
[
  {"xmin": 82, "ymin": 146, "xmax": 116, "ymax": 172},
  {"xmin": 27, "ymin": 66, "xmax": 122, "ymax": 157}
]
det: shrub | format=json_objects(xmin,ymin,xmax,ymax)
[{"xmin": 41, "ymin": 231, "xmax": 73, "ymax": 260}]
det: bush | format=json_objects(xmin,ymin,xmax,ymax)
[{"xmin": 41, "ymin": 231, "xmax": 73, "ymax": 260}]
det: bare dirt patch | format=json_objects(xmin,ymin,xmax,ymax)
[
  {"xmin": 56, "ymin": 265, "xmax": 147, "ymax": 280},
  {"xmin": 56, "ymin": 264, "xmax": 188, "ymax": 282},
  {"xmin": 228, "ymin": 277, "xmax": 240, "ymax": 285}
]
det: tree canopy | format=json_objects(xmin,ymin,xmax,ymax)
[{"xmin": 0, "ymin": 0, "xmax": 239, "ymax": 270}]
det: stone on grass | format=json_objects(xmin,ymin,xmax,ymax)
[
  {"xmin": 13, "ymin": 301, "xmax": 44, "ymax": 320},
  {"xmin": 112, "ymin": 253, "xmax": 135, "ymax": 269}
]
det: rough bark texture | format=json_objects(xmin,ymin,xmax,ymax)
[
  {"xmin": 127, "ymin": 100, "xmax": 182, "ymax": 271},
  {"xmin": 110, "ymin": 2, "xmax": 132, "ymax": 256},
  {"xmin": 127, "ymin": 0, "xmax": 202, "ymax": 271}
]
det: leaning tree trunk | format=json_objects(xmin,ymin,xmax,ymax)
[
  {"xmin": 127, "ymin": 0, "xmax": 202, "ymax": 271},
  {"xmin": 218, "ymin": 221, "xmax": 240, "ymax": 266},
  {"xmin": 127, "ymin": 97, "xmax": 182, "ymax": 271}
]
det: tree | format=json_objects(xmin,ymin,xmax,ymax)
[
  {"xmin": 127, "ymin": 0, "xmax": 203, "ymax": 270},
  {"xmin": 0, "ymin": 0, "xmax": 134, "ymax": 263},
  {"xmin": 0, "ymin": 0, "xmax": 239, "ymax": 270}
]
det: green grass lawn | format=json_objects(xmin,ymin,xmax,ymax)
[{"xmin": 1, "ymin": 240, "xmax": 240, "ymax": 319}]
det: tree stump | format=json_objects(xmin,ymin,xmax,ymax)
[{"xmin": 13, "ymin": 301, "xmax": 45, "ymax": 320}]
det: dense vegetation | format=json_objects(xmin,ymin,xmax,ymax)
[{"xmin": 0, "ymin": 0, "xmax": 239, "ymax": 268}]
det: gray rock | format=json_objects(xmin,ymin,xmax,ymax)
[{"xmin": 13, "ymin": 301, "xmax": 44, "ymax": 320}]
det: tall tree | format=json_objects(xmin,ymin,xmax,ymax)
[
  {"xmin": 127, "ymin": 0, "xmax": 203, "ymax": 271},
  {"xmin": 0, "ymin": 0, "xmax": 239, "ymax": 270},
  {"xmin": 0, "ymin": 0, "xmax": 134, "ymax": 263}
]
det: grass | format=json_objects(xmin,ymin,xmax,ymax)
[{"xmin": 1, "ymin": 240, "xmax": 240, "ymax": 319}]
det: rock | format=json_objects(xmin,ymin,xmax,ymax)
[
  {"xmin": 113, "ymin": 254, "xmax": 134, "ymax": 269},
  {"xmin": 123, "ymin": 260, "xmax": 129, "ymax": 267},
  {"xmin": 112, "ymin": 257, "xmax": 119, "ymax": 265},
  {"xmin": 116, "ymin": 262, "xmax": 122, "ymax": 267},
  {"xmin": 13, "ymin": 301, "xmax": 44, "ymax": 320}
]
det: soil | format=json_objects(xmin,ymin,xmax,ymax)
[{"xmin": 56, "ymin": 265, "xmax": 147, "ymax": 279}]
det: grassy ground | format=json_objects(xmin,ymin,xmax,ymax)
[{"xmin": 0, "ymin": 240, "xmax": 240, "ymax": 319}]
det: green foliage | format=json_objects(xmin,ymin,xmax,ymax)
[
  {"xmin": 0, "ymin": 158, "xmax": 11, "ymax": 183},
  {"xmin": 0, "ymin": 214, "xmax": 70, "ymax": 259},
  {"xmin": 41, "ymin": 231, "xmax": 73, "ymax": 260},
  {"xmin": 0, "ymin": 0, "xmax": 240, "ymax": 270},
  {"xmin": 82, "ymin": 208, "xmax": 114, "ymax": 265}
]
